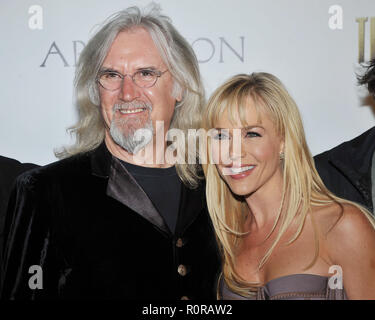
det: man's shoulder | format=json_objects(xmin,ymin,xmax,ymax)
[
  {"xmin": 15, "ymin": 151, "xmax": 94, "ymax": 190},
  {"xmin": 0, "ymin": 155, "xmax": 22, "ymax": 168},
  {"xmin": 0, "ymin": 156, "xmax": 39, "ymax": 189},
  {"xmin": 314, "ymin": 126, "xmax": 375, "ymax": 165},
  {"xmin": 0, "ymin": 155, "xmax": 38, "ymax": 173}
]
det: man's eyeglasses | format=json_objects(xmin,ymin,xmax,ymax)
[{"xmin": 97, "ymin": 69, "xmax": 168, "ymax": 91}]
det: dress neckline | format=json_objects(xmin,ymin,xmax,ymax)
[
  {"xmin": 220, "ymin": 273, "xmax": 346, "ymax": 300},
  {"xmin": 263, "ymin": 273, "xmax": 328, "ymax": 287}
]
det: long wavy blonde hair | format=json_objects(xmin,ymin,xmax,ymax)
[{"xmin": 201, "ymin": 73, "xmax": 375, "ymax": 298}]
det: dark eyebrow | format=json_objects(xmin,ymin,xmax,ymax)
[
  {"xmin": 99, "ymin": 67, "xmax": 120, "ymax": 74},
  {"xmin": 135, "ymin": 66, "xmax": 159, "ymax": 72},
  {"xmin": 99, "ymin": 66, "xmax": 159, "ymax": 74}
]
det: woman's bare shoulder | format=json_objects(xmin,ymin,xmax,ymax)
[
  {"xmin": 312, "ymin": 202, "xmax": 373, "ymax": 235},
  {"xmin": 313, "ymin": 202, "xmax": 375, "ymax": 260},
  {"xmin": 314, "ymin": 203, "xmax": 375, "ymax": 299}
]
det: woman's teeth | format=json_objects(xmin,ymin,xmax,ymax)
[{"xmin": 222, "ymin": 166, "xmax": 255, "ymax": 175}]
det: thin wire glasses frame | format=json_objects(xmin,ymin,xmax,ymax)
[{"xmin": 97, "ymin": 68, "xmax": 169, "ymax": 91}]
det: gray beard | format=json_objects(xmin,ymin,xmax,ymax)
[{"xmin": 109, "ymin": 102, "xmax": 154, "ymax": 154}]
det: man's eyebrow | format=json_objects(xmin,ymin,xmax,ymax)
[
  {"xmin": 99, "ymin": 66, "xmax": 159, "ymax": 73},
  {"xmin": 135, "ymin": 66, "xmax": 158, "ymax": 71},
  {"xmin": 99, "ymin": 67, "xmax": 119, "ymax": 73}
]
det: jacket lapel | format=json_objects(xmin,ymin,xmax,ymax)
[
  {"xmin": 107, "ymin": 157, "xmax": 170, "ymax": 235},
  {"xmin": 90, "ymin": 143, "xmax": 169, "ymax": 235}
]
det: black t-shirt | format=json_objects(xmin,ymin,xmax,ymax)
[{"xmin": 122, "ymin": 161, "xmax": 181, "ymax": 233}]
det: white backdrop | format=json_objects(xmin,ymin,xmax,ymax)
[{"xmin": 1, "ymin": 0, "xmax": 374, "ymax": 165}]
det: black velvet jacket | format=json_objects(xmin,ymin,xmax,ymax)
[
  {"xmin": 0, "ymin": 157, "xmax": 39, "ymax": 264},
  {"xmin": 314, "ymin": 126, "xmax": 375, "ymax": 212},
  {"xmin": 1, "ymin": 143, "xmax": 220, "ymax": 300},
  {"xmin": 0, "ymin": 156, "xmax": 39, "ymax": 288}
]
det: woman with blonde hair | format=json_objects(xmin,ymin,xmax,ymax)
[{"xmin": 202, "ymin": 72, "xmax": 375, "ymax": 300}]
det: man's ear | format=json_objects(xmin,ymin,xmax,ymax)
[
  {"xmin": 173, "ymin": 82, "xmax": 183, "ymax": 102},
  {"xmin": 176, "ymin": 91, "xmax": 183, "ymax": 102}
]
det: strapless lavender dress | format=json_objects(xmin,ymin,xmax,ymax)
[{"xmin": 220, "ymin": 274, "xmax": 347, "ymax": 300}]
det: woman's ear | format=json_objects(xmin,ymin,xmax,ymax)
[
  {"xmin": 279, "ymin": 140, "xmax": 285, "ymax": 161},
  {"xmin": 279, "ymin": 140, "xmax": 285, "ymax": 154}
]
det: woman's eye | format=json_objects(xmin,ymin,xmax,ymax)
[
  {"xmin": 245, "ymin": 131, "xmax": 261, "ymax": 138},
  {"xmin": 212, "ymin": 133, "xmax": 229, "ymax": 140}
]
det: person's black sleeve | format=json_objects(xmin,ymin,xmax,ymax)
[{"xmin": 1, "ymin": 174, "xmax": 58, "ymax": 299}]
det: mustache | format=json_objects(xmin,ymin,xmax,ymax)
[{"xmin": 113, "ymin": 101, "xmax": 152, "ymax": 112}]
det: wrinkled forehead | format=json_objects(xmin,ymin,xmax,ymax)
[{"xmin": 103, "ymin": 27, "xmax": 166, "ymax": 67}]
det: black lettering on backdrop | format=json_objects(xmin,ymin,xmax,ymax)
[
  {"xmin": 191, "ymin": 38, "xmax": 215, "ymax": 63},
  {"xmin": 40, "ymin": 42, "xmax": 69, "ymax": 67},
  {"xmin": 40, "ymin": 37, "xmax": 245, "ymax": 67},
  {"xmin": 219, "ymin": 36, "xmax": 244, "ymax": 63},
  {"xmin": 73, "ymin": 41, "xmax": 85, "ymax": 66}
]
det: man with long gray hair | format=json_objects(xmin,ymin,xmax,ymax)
[{"xmin": 1, "ymin": 4, "xmax": 220, "ymax": 299}]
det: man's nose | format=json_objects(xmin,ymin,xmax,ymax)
[{"xmin": 119, "ymin": 75, "xmax": 141, "ymax": 101}]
